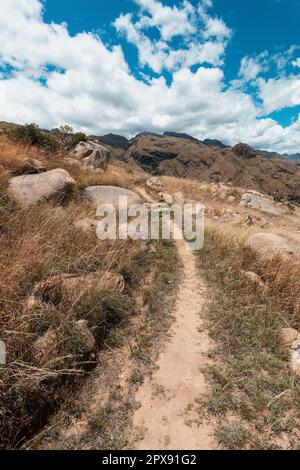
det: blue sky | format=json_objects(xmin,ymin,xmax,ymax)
[{"xmin": 0, "ymin": 0, "xmax": 300, "ymax": 152}]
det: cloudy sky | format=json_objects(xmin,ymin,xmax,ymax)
[{"xmin": 0, "ymin": 0, "xmax": 300, "ymax": 153}]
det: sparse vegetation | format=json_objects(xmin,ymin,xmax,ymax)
[
  {"xmin": 197, "ymin": 224, "xmax": 300, "ymax": 450},
  {"xmin": 52, "ymin": 125, "xmax": 87, "ymax": 150},
  {"xmin": 6, "ymin": 123, "xmax": 87, "ymax": 153},
  {"xmin": 1, "ymin": 126, "xmax": 300, "ymax": 451},
  {"xmin": 0, "ymin": 134, "xmax": 161, "ymax": 449},
  {"xmin": 7, "ymin": 124, "xmax": 60, "ymax": 152}
]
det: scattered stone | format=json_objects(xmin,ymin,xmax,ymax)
[
  {"xmin": 84, "ymin": 186, "xmax": 141, "ymax": 209},
  {"xmin": 158, "ymin": 192, "xmax": 174, "ymax": 205},
  {"xmin": 228, "ymin": 196, "xmax": 236, "ymax": 203},
  {"xmin": 281, "ymin": 327, "xmax": 300, "ymax": 347},
  {"xmin": 28, "ymin": 271, "xmax": 125, "ymax": 309},
  {"xmin": 240, "ymin": 190, "xmax": 284, "ymax": 216},
  {"xmin": 241, "ymin": 270, "xmax": 266, "ymax": 289},
  {"xmin": 291, "ymin": 341, "xmax": 300, "ymax": 376},
  {"xmin": 72, "ymin": 141, "xmax": 110, "ymax": 171},
  {"xmin": 74, "ymin": 320, "xmax": 97, "ymax": 354},
  {"xmin": 246, "ymin": 233, "xmax": 296, "ymax": 258},
  {"xmin": 8, "ymin": 169, "xmax": 75, "ymax": 207},
  {"xmin": 10, "ymin": 158, "xmax": 47, "ymax": 176},
  {"xmin": 146, "ymin": 177, "xmax": 164, "ymax": 189},
  {"xmin": 245, "ymin": 215, "xmax": 254, "ymax": 226}
]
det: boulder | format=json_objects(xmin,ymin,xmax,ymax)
[
  {"xmin": 84, "ymin": 186, "xmax": 141, "ymax": 209},
  {"xmin": 10, "ymin": 158, "xmax": 47, "ymax": 176},
  {"xmin": 240, "ymin": 190, "xmax": 284, "ymax": 216},
  {"xmin": 8, "ymin": 169, "xmax": 75, "ymax": 207},
  {"xmin": 281, "ymin": 327, "xmax": 300, "ymax": 347},
  {"xmin": 72, "ymin": 141, "xmax": 110, "ymax": 171},
  {"xmin": 28, "ymin": 271, "xmax": 125, "ymax": 308},
  {"xmin": 246, "ymin": 233, "xmax": 296, "ymax": 258}
]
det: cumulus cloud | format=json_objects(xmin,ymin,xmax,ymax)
[
  {"xmin": 258, "ymin": 75, "xmax": 300, "ymax": 114},
  {"xmin": 0, "ymin": 0, "xmax": 300, "ymax": 153},
  {"xmin": 239, "ymin": 56, "xmax": 264, "ymax": 82},
  {"xmin": 293, "ymin": 58, "xmax": 300, "ymax": 68},
  {"xmin": 114, "ymin": 0, "xmax": 231, "ymax": 73}
]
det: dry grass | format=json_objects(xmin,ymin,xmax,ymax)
[
  {"xmin": 197, "ymin": 222, "xmax": 300, "ymax": 449},
  {"xmin": 205, "ymin": 221, "xmax": 300, "ymax": 322},
  {"xmin": 0, "ymin": 135, "xmax": 154, "ymax": 449},
  {"xmin": 33, "ymin": 239, "xmax": 180, "ymax": 450}
]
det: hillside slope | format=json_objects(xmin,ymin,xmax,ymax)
[{"xmin": 124, "ymin": 133, "xmax": 300, "ymax": 202}]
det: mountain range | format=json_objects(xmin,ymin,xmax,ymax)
[{"xmin": 95, "ymin": 131, "xmax": 300, "ymax": 203}]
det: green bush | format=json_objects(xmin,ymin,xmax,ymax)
[
  {"xmin": 68, "ymin": 132, "xmax": 87, "ymax": 149},
  {"xmin": 8, "ymin": 124, "xmax": 60, "ymax": 152},
  {"xmin": 52, "ymin": 125, "xmax": 87, "ymax": 150}
]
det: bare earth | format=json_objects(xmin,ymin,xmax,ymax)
[{"xmin": 130, "ymin": 193, "xmax": 216, "ymax": 450}]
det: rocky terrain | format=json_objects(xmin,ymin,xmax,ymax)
[
  {"xmin": 0, "ymin": 122, "xmax": 300, "ymax": 451},
  {"xmin": 123, "ymin": 132, "xmax": 300, "ymax": 203},
  {"xmin": 2, "ymin": 122, "xmax": 300, "ymax": 202}
]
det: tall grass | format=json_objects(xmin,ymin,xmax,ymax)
[
  {"xmin": 197, "ymin": 223, "xmax": 300, "ymax": 449},
  {"xmin": 0, "ymin": 135, "xmax": 152, "ymax": 448}
]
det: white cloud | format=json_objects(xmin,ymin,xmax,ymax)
[
  {"xmin": 293, "ymin": 58, "xmax": 300, "ymax": 68},
  {"xmin": 0, "ymin": 0, "xmax": 299, "ymax": 154},
  {"xmin": 134, "ymin": 0, "xmax": 196, "ymax": 41},
  {"xmin": 239, "ymin": 57, "xmax": 263, "ymax": 82},
  {"xmin": 114, "ymin": 0, "xmax": 231, "ymax": 73},
  {"xmin": 258, "ymin": 75, "xmax": 300, "ymax": 114}
]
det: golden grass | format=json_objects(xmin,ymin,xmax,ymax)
[
  {"xmin": 197, "ymin": 225, "xmax": 300, "ymax": 449},
  {"xmin": 205, "ymin": 221, "xmax": 300, "ymax": 324},
  {"xmin": 0, "ymin": 134, "xmax": 153, "ymax": 448}
]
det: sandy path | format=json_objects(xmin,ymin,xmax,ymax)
[{"xmin": 131, "ymin": 188, "xmax": 215, "ymax": 450}]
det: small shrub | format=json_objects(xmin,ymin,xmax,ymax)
[
  {"xmin": 8, "ymin": 124, "xmax": 60, "ymax": 152},
  {"xmin": 68, "ymin": 132, "xmax": 87, "ymax": 149},
  {"xmin": 52, "ymin": 125, "xmax": 87, "ymax": 150}
]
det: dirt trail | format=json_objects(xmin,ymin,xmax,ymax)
[{"xmin": 131, "ymin": 188, "xmax": 215, "ymax": 450}]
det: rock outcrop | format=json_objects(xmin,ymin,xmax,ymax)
[
  {"xmin": 232, "ymin": 143, "xmax": 257, "ymax": 159},
  {"xmin": 240, "ymin": 190, "xmax": 285, "ymax": 215},
  {"xmin": 246, "ymin": 233, "xmax": 296, "ymax": 258},
  {"xmin": 72, "ymin": 141, "xmax": 110, "ymax": 171},
  {"xmin": 125, "ymin": 133, "xmax": 300, "ymax": 202},
  {"xmin": 28, "ymin": 271, "xmax": 125, "ymax": 308},
  {"xmin": 84, "ymin": 186, "xmax": 141, "ymax": 209},
  {"xmin": 8, "ymin": 169, "xmax": 75, "ymax": 207},
  {"xmin": 10, "ymin": 158, "xmax": 47, "ymax": 176}
]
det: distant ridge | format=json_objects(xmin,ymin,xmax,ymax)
[
  {"xmin": 124, "ymin": 133, "xmax": 300, "ymax": 202},
  {"xmin": 163, "ymin": 131, "xmax": 202, "ymax": 144},
  {"xmin": 93, "ymin": 133, "xmax": 130, "ymax": 150},
  {"xmin": 202, "ymin": 138, "xmax": 229, "ymax": 148}
]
